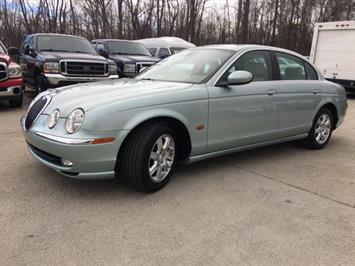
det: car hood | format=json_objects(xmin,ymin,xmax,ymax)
[
  {"xmin": 109, "ymin": 54, "xmax": 158, "ymax": 63},
  {"xmin": 0, "ymin": 54, "xmax": 11, "ymax": 64},
  {"xmin": 43, "ymin": 79, "xmax": 193, "ymax": 116},
  {"xmin": 40, "ymin": 52, "xmax": 108, "ymax": 62}
]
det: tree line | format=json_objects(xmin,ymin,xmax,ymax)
[{"xmin": 0, "ymin": 0, "xmax": 354, "ymax": 55}]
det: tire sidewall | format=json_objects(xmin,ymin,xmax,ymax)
[
  {"xmin": 308, "ymin": 108, "xmax": 334, "ymax": 149},
  {"xmin": 139, "ymin": 125, "xmax": 178, "ymax": 192}
]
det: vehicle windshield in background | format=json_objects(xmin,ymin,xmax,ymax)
[
  {"xmin": 136, "ymin": 49, "xmax": 234, "ymax": 84},
  {"xmin": 107, "ymin": 41, "xmax": 151, "ymax": 56},
  {"xmin": 170, "ymin": 47, "xmax": 185, "ymax": 54},
  {"xmin": 0, "ymin": 46, "xmax": 5, "ymax": 54},
  {"xmin": 37, "ymin": 35, "xmax": 96, "ymax": 54}
]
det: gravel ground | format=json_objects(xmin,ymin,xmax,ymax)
[{"xmin": 0, "ymin": 93, "xmax": 354, "ymax": 265}]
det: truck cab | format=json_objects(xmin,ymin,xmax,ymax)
[
  {"xmin": 18, "ymin": 33, "xmax": 118, "ymax": 93},
  {"xmin": 91, "ymin": 39, "xmax": 158, "ymax": 78},
  {"xmin": 0, "ymin": 41, "xmax": 24, "ymax": 107}
]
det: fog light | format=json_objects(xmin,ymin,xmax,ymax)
[{"xmin": 61, "ymin": 158, "xmax": 73, "ymax": 167}]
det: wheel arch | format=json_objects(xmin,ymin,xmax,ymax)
[
  {"xmin": 317, "ymin": 102, "xmax": 339, "ymax": 129},
  {"xmin": 118, "ymin": 113, "xmax": 192, "ymax": 163}
]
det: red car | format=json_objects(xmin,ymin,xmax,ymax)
[{"xmin": 0, "ymin": 41, "xmax": 24, "ymax": 107}]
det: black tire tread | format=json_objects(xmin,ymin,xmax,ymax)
[{"xmin": 119, "ymin": 121, "xmax": 175, "ymax": 192}]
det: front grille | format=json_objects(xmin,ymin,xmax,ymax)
[
  {"xmin": 25, "ymin": 96, "xmax": 51, "ymax": 130},
  {"xmin": 60, "ymin": 61, "xmax": 108, "ymax": 76},
  {"xmin": 28, "ymin": 143, "xmax": 62, "ymax": 165},
  {"xmin": 136, "ymin": 62, "xmax": 154, "ymax": 73},
  {"xmin": 0, "ymin": 87, "xmax": 7, "ymax": 92},
  {"xmin": 0, "ymin": 62, "xmax": 8, "ymax": 81}
]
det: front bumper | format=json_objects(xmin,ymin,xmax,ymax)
[
  {"xmin": 21, "ymin": 115, "xmax": 128, "ymax": 180},
  {"xmin": 44, "ymin": 73, "xmax": 119, "ymax": 87},
  {"xmin": 0, "ymin": 77, "xmax": 24, "ymax": 100}
]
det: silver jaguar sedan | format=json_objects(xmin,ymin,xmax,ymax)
[{"xmin": 21, "ymin": 45, "xmax": 347, "ymax": 192}]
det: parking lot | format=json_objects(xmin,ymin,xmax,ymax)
[{"xmin": 0, "ymin": 93, "xmax": 354, "ymax": 265}]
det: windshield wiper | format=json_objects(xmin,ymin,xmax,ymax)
[
  {"xmin": 40, "ymin": 49, "xmax": 69, "ymax": 52},
  {"xmin": 72, "ymin": 51, "xmax": 92, "ymax": 54},
  {"xmin": 137, "ymin": 78, "xmax": 155, "ymax": 81}
]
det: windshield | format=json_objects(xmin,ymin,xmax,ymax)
[
  {"xmin": 37, "ymin": 35, "xmax": 96, "ymax": 54},
  {"xmin": 107, "ymin": 41, "xmax": 151, "ymax": 56},
  {"xmin": 135, "ymin": 49, "xmax": 234, "ymax": 84}
]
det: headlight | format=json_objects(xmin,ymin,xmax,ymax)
[
  {"xmin": 65, "ymin": 108, "xmax": 85, "ymax": 134},
  {"xmin": 123, "ymin": 64, "xmax": 136, "ymax": 73},
  {"xmin": 47, "ymin": 109, "xmax": 60, "ymax": 129},
  {"xmin": 43, "ymin": 62, "xmax": 60, "ymax": 73},
  {"xmin": 109, "ymin": 64, "xmax": 117, "ymax": 75},
  {"xmin": 8, "ymin": 63, "xmax": 22, "ymax": 78}
]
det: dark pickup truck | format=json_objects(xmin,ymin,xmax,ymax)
[
  {"xmin": 91, "ymin": 39, "xmax": 158, "ymax": 78},
  {"xmin": 17, "ymin": 33, "xmax": 118, "ymax": 93}
]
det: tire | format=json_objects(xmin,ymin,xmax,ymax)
[
  {"xmin": 118, "ymin": 121, "xmax": 178, "ymax": 192},
  {"xmin": 35, "ymin": 75, "xmax": 48, "ymax": 94},
  {"xmin": 304, "ymin": 107, "xmax": 334, "ymax": 149},
  {"xmin": 9, "ymin": 94, "xmax": 23, "ymax": 108}
]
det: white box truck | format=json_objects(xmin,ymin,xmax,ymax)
[{"xmin": 310, "ymin": 21, "xmax": 355, "ymax": 92}]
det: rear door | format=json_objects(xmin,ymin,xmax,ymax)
[{"xmin": 273, "ymin": 52, "xmax": 322, "ymax": 137}]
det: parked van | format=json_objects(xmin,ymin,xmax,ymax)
[
  {"xmin": 310, "ymin": 21, "xmax": 355, "ymax": 92},
  {"xmin": 136, "ymin": 37, "xmax": 196, "ymax": 59}
]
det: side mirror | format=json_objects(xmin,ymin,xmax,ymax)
[
  {"xmin": 98, "ymin": 49, "xmax": 109, "ymax": 58},
  {"xmin": 25, "ymin": 47, "xmax": 36, "ymax": 57},
  {"xmin": 8, "ymin": 47, "xmax": 20, "ymax": 56},
  {"xmin": 227, "ymin": 70, "xmax": 253, "ymax": 85}
]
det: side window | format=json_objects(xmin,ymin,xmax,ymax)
[
  {"xmin": 305, "ymin": 63, "xmax": 318, "ymax": 80},
  {"xmin": 276, "ymin": 52, "xmax": 306, "ymax": 80},
  {"xmin": 158, "ymin": 48, "xmax": 170, "ymax": 59},
  {"xmin": 148, "ymin": 48, "xmax": 157, "ymax": 56},
  {"xmin": 96, "ymin": 43, "xmax": 106, "ymax": 52},
  {"xmin": 28, "ymin": 36, "xmax": 35, "ymax": 49},
  {"xmin": 223, "ymin": 50, "xmax": 273, "ymax": 82}
]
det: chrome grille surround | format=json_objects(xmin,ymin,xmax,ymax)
[
  {"xmin": 24, "ymin": 95, "xmax": 52, "ymax": 131},
  {"xmin": 0, "ymin": 62, "xmax": 8, "ymax": 82},
  {"xmin": 60, "ymin": 60, "xmax": 109, "ymax": 77}
]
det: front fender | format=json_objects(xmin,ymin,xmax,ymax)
[{"xmin": 83, "ymin": 100, "xmax": 209, "ymax": 156}]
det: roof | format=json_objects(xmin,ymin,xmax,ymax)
[
  {"xmin": 196, "ymin": 44, "xmax": 306, "ymax": 58},
  {"xmin": 91, "ymin": 39, "xmax": 135, "ymax": 43},
  {"xmin": 29, "ymin": 33, "xmax": 87, "ymax": 39},
  {"xmin": 135, "ymin": 37, "xmax": 196, "ymax": 48}
]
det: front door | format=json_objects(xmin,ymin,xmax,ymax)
[{"xmin": 207, "ymin": 50, "xmax": 280, "ymax": 152}]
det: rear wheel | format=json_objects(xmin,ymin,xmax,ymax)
[
  {"xmin": 118, "ymin": 121, "xmax": 178, "ymax": 192},
  {"xmin": 304, "ymin": 107, "xmax": 334, "ymax": 149}
]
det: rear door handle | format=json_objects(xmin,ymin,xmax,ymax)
[
  {"xmin": 313, "ymin": 89, "xmax": 319, "ymax": 95},
  {"xmin": 267, "ymin": 90, "xmax": 276, "ymax": 96}
]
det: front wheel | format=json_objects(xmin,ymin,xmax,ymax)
[
  {"xmin": 118, "ymin": 121, "xmax": 178, "ymax": 192},
  {"xmin": 35, "ymin": 75, "xmax": 48, "ymax": 94},
  {"xmin": 9, "ymin": 94, "xmax": 23, "ymax": 108},
  {"xmin": 304, "ymin": 107, "xmax": 334, "ymax": 149}
]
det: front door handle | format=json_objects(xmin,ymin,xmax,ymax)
[
  {"xmin": 267, "ymin": 90, "xmax": 276, "ymax": 96},
  {"xmin": 313, "ymin": 89, "xmax": 319, "ymax": 95}
]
